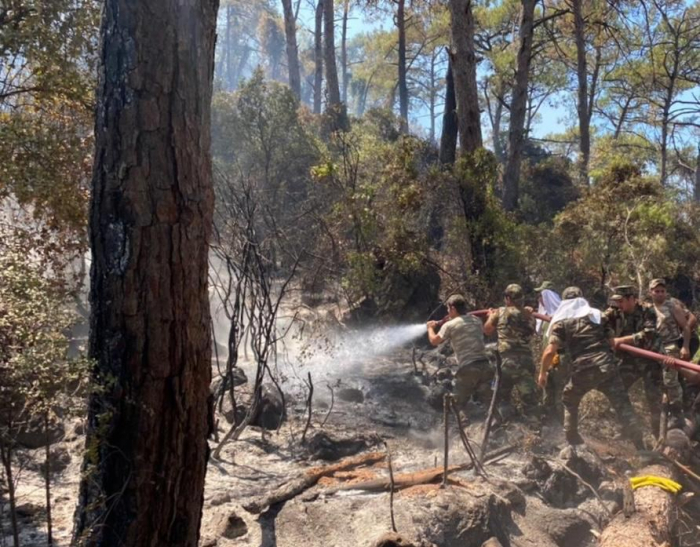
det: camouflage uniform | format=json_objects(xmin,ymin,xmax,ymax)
[
  {"xmin": 542, "ymin": 323, "xmax": 571, "ymax": 424},
  {"xmin": 549, "ymin": 314, "xmax": 644, "ymax": 446},
  {"xmin": 604, "ymin": 297, "xmax": 663, "ymax": 436},
  {"xmin": 654, "ymin": 298, "xmax": 685, "ymax": 407},
  {"xmin": 492, "ymin": 305, "xmax": 538, "ymax": 412}
]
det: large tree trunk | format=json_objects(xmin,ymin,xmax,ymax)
[
  {"xmin": 448, "ymin": 0, "xmax": 482, "ymax": 153},
  {"xmin": 599, "ymin": 463, "xmax": 679, "ymax": 547},
  {"xmin": 502, "ymin": 0, "xmax": 536, "ymax": 211},
  {"xmin": 439, "ymin": 58, "xmax": 458, "ymax": 166},
  {"xmin": 281, "ymin": 0, "xmax": 301, "ymax": 99},
  {"xmin": 225, "ymin": 5, "xmax": 234, "ymax": 90},
  {"xmin": 572, "ymin": 0, "xmax": 590, "ymax": 185},
  {"xmin": 72, "ymin": 1, "xmax": 217, "ymax": 546},
  {"xmin": 314, "ymin": 0, "xmax": 324, "ymax": 114},
  {"xmin": 397, "ymin": 0, "xmax": 409, "ymax": 133}
]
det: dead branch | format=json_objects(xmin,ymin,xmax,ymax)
[
  {"xmin": 451, "ymin": 398, "xmax": 487, "ymax": 478},
  {"xmin": 559, "ymin": 462, "xmax": 612, "ymax": 518},
  {"xmin": 243, "ymin": 451, "xmax": 386, "ymax": 514},
  {"xmin": 480, "ymin": 352, "xmax": 501, "ymax": 459},
  {"xmin": 306, "ymin": 444, "xmax": 517, "ymax": 500},
  {"xmin": 442, "ymin": 393, "xmax": 449, "ymax": 488},
  {"xmin": 301, "ymin": 372, "xmax": 314, "ymax": 444},
  {"xmin": 385, "ymin": 443, "xmax": 397, "ymax": 533}
]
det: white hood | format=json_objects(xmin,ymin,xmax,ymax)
[
  {"xmin": 550, "ymin": 297, "xmax": 602, "ymax": 327},
  {"xmin": 537, "ymin": 289, "xmax": 562, "ymax": 333}
]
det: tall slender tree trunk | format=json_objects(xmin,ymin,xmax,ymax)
[
  {"xmin": 502, "ymin": 0, "xmax": 536, "ymax": 211},
  {"xmin": 226, "ymin": 5, "xmax": 234, "ymax": 90},
  {"xmin": 439, "ymin": 58, "xmax": 458, "ymax": 166},
  {"xmin": 492, "ymin": 96, "xmax": 504, "ymax": 164},
  {"xmin": 341, "ymin": 0, "xmax": 350, "ymax": 104},
  {"xmin": 281, "ymin": 0, "xmax": 301, "ymax": 99},
  {"xmin": 429, "ymin": 52, "xmax": 437, "ymax": 142},
  {"xmin": 323, "ymin": 0, "xmax": 341, "ymax": 105},
  {"xmin": 448, "ymin": 0, "xmax": 482, "ymax": 153},
  {"xmin": 44, "ymin": 413, "xmax": 53, "ymax": 546},
  {"xmin": 397, "ymin": 0, "xmax": 409, "ymax": 133},
  {"xmin": 573, "ymin": 0, "xmax": 590, "ymax": 185},
  {"xmin": 1, "ymin": 439, "xmax": 19, "ymax": 547},
  {"xmin": 72, "ymin": 1, "xmax": 218, "ymax": 545},
  {"xmin": 314, "ymin": 0, "xmax": 324, "ymax": 113}
]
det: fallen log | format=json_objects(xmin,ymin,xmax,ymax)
[
  {"xmin": 242, "ymin": 451, "xmax": 385, "ymax": 514},
  {"xmin": 304, "ymin": 444, "xmax": 516, "ymax": 501},
  {"xmin": 599, "ymin": 463, "xmax": 679, "ymax": 547}
]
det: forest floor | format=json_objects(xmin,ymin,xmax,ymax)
[{"xmin": 5, "ymin": 301, "xmax": 700, "ymax": 547}]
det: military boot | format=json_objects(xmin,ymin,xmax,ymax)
[{"xmin": 564, "ymin": 407, "xmax": 584, "ymax": 445}]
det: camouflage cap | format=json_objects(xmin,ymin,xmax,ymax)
[
  {"xmin": 649, "ymin": 278, "xmax": 666, "ymax": 290},
  {"xmin": 562, "ymin": 286, "xmax": 583, "ymax": 300},
  {"xmin": 534, "ymin": 281, "xmax": 556, "ymax": 292},
  {"xmin": 612, "ymin": 285, "xmax": 637, "ymax": 299},
  {"xmin": 504, "ymin": 283, "xmax": 524, "ymax": 299}
]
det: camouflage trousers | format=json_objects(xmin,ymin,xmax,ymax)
[
  {"xmin": 453, "ymin": 359, "xmax": 494, "ymax": 411},
  {"xmin": 499, "ymin": 351, "xmax": 539, "ymax": 414},
  {"xmin": 662, "ymin": 344, "xmax": 684, "ymax": 407},
  {"xmin": 618, "ymin": 356, "xmax": 663, "ymax": 437},
  {"xmin": 562, "ymin": 364, "xmax": 643, "ymax": 444},
  {"xmin": 543, "ymin": 353, "xmax": 571, "ymax": 424}
]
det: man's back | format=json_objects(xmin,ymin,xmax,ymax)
[
  {"xmin": 494, "ymin": 306, "xmax": 534, "ymax": 354},
  {"xmin": 549, "ymin": 316, "xmax": 613, "ymax": 373},
  {"xmin": 438, "ymin": 315, "xmax": 487, "ymax": 367}
]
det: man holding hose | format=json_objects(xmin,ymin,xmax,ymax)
[
  {"xmin": 538, "ymin": 287, "xmax": 644, "ymax": 448},
  {"xmin": 427, "ymin": 294, "xmax": 492, "ymax": 417}
]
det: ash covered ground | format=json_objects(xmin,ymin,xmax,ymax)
[{"xmin": 6, "ymin": 300, "xmax": 700, "ymax": 547}]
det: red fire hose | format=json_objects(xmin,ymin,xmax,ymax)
[{"xmin": 440, "ymin": 309, "xmax": 700, "ymax": 375}]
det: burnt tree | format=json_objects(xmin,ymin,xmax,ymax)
[
  {"xmin": 502, "ymin": 0, "xmax": 536, "ymax": 211},
  {"xmin": 324, "ymin": 0, "xmax": 348, "ymax": 128},
  {"xmin": 449, "ymin": 0, "xmax": 482, "ymax": 153},
  {"xmin": 439, "ymin": 58, "xmax": 458, "ymax": 166},
  {"xmin": 396, "ymin": 0, "xmax": 409, "ymax": 133},
  {"xmin": 72, "ymin": 0, "xmax": 218, "ymax": 545},
  {"xmin": 314, "ymin": 0, "xmax": 324, "ymax": 113},
  {"xmin": 281, "ymin": 0, "xmax": 302, "ymax": 99}
]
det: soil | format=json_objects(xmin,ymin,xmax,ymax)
[{"xmin": 4, "ymin": 303, "xmax": 700, "ymax": 547}]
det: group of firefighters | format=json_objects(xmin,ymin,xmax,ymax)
[{"xmin": 426, "ymin": 280, "xmax": 700, "ymax": 449}]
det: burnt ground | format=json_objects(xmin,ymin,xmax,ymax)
[{"xmin": 4, "ymin": 315, "xmax": 700, "ymax": 547}]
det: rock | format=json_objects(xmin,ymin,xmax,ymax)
[
  {"xmin": 559, "ymin": 446, "xmax": 604, "ymax": 485},
  {"xmin": 15, "ymin": 419, "xmax": 65, "ymax": 449},
  {"xmin": 426, "ymin": 383, "xmax": 451, "ymax": 411},
  {"xmin": 481, "ymin": 539, "xmax": 503, "ymax": 547},
  {"xmin": 337, "ymin": 387, "xmax": 364, "ymax": 403},
  {"xmin": 372, "ymin": 532, "xmax": 416, "ymax": 547},
  {"xmin": 220, "ymin": 397, "xmax": 247, "ymax": 426},
  {"xmin": 541, "ymin": 509, "xmax": 592, "ymax": 547},
  {"xmin": 209, "ymin": 493, "xmax": 232, "ymax": 507},
  {"xmin": 541, "ymin": 466, "xmax": 578, "ymax": 507},
  {"xmin": 435, "ymin": 367, "xmax": 453, "ymax": 382},
  {"xmin": 304, "ymin": 431, "xmax": 380, "ymax": 461},
  {"xmin": 43, "ymin": 446, "xmax": 71, "ymax": 474},
  {"xmin": 15, "ymin": 502, "xmax": 44, "ymax": 519},
  {"xmin": 522, "ymin": 455, "xmax": 553, "ymax": 481},
  {"xmin": 250, "ymin": 384, "xmax": 286, "ymax": 430}
]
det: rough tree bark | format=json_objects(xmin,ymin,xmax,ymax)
[
  {"xmin": 448, "ymin": 0, "xmax": 482, "ymax": 153},
  {"xmin": 439, "ymin": 58, "xmax": 458, "ymax": 166},
  {"xmin": 502, "ymin": 0, "xmax": 536, "ymax": 211},
  {"xmin": 572, "ymin": 0, "xmax": 590, "ymax": 185},
  {"xmin": 396, "ymin": 0, "xmax": 409, "ymax": 133},
  {"xmin": 72, "ymin": 1, "xmax": 218, "ymax": 545},
  {"xmin": 314, "ymin": 0, "xmax": 324, "ymax": 113},
  {"xmin": 599, "ymin": 463, "xmax": 679, "ymax": 547},
  {"xmin": 324, "ymin": 0, "xmax": 347, "ymax": 128},
  {"xmin": 281, "ymin": 0, "xmax": 302, "ymax": 99}
]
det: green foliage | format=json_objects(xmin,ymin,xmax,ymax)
[{"xmin": 0, "ymin": 234, "xmax": 89, "ymax": 436}]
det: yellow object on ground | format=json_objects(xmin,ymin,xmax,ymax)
[{"xmin": 630, "ymin": 475, "xmax": 682, "ymax": 494}]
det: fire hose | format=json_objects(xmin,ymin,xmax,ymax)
[{"xmin": 434, "ymin": 309, "xmax": 700, "ymax": 376}]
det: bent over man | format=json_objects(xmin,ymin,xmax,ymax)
[
  {"xmin": 538, "ymin": 287, "xmax": 644, "ymax": 448},
  {"xmin": 428, "ymin": 294, "xmax": 492, "ymax": 414}
]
